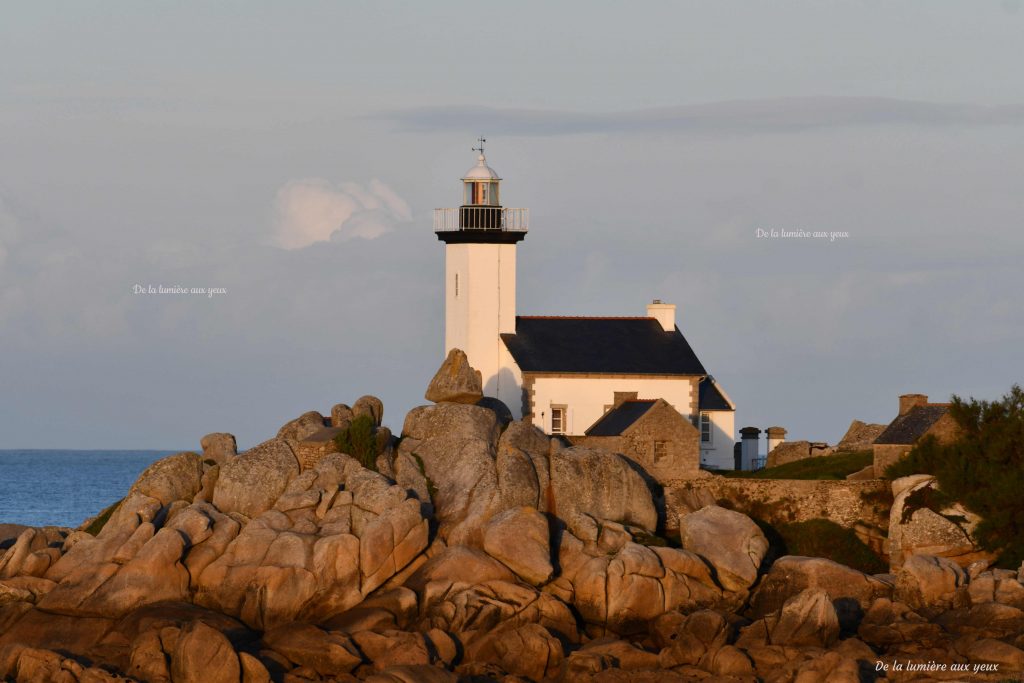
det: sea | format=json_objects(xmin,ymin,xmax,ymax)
[{"xmin": 0, "ymin": 450, "xmax": 179, "ymax": 529}]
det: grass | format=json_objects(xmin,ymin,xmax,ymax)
[
  {"xmin": 774, "ymin": 518, "xmax": 888, "ymax": 574},
  {"xmin": 720, "ymin": 449, "xmax": 873, "ymax": 480}
]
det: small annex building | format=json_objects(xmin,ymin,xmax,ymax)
[
  {"xmin": 434, "ymin": 144, "xmax": 737, "ymax": 470},
  {"xmin": 872, "ymin": 393, "xmax": 962, "ymax": 474},
  {"xmin": 572, "ymin": 394, "xmax": 700, "ymax": 482}
]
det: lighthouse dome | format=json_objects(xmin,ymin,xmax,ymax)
[{"xmin": 462, "ymin": 154, "xmax": 501, "ymax": 181}]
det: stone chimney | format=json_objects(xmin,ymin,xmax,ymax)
[
  {"xmin": 766, "ymin": 426, "xmax": 787, "ymax": 454},
  {"xmin": 613, "ymin": 391, "xmax": 639, "ymax": 408},
  {"xmin": 646, "ymin": 300, "xmax": 676, "ymax": 332},
  {"xmin": 899, "ymin": 394, "xmax": 928, "ymax": 416}
]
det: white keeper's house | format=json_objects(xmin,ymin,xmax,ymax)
[{"xmin": 434, "ymin": 143, "xmax": 737, "ymax": 470}]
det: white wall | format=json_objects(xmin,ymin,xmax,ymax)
[
  {"xmin": 445, "ymin": 242, "xmax": 520, "ymax": 413},
  {"xmin": 529, "ymin": 375, "xmax": 697, "ymax": 436},
  {"xmin": 700, "ymin": 410, "xmax": 735, "ymax": 470}
]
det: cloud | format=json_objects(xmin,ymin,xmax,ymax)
[
  {"xmin": 383, "ymin": 97, "xmax": 1024, "ymax": 136},
  {"xmin": 271, "ymin": 179, "xmax": 411, "ymax": 250}
]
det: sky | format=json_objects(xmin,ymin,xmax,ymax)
[{"xmin": 1, "ymin": 1, "xmax": 1022, "ymax": 449}]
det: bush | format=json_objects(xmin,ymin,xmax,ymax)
[
  {"xmin": 721, "ymin": 449, "xmax": 872, "ymax": 480},
  {"xmin": 334, "ymin": 415, "xmax": 380, "ymax": 471},
  {"xmin": 84, "ymin": 498, "xmax": 123, "ymax": 536},
  {"xmin": 884, "ymin": 384, "xmax": 1024, "ymax": 568},
  {"xmin": 775, "ymin": 518, "xmax": 888, "ymax": 575}
]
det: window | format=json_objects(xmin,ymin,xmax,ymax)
[
  {"xmin": 454, "ymin": 273, "xmax": 459, "ymax": 298},
  {"xmin": 551, "ymin": 406, "xmax": 566, "ymax": 434},
  {"xmin": 700, "ymin": 412, "xmax": 712, "ymax": 444},
  {"xmin": 654, "ymin": 441, "xmax": 669, "ymax": 464}
]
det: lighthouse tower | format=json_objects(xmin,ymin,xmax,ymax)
[{"xmin": 434, "ymin": 139, "xmax": 528, "ymax": 415}]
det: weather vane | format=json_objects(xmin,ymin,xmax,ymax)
[{"xmin": 472, "ymin": 136, "xmax": 486, "ymax": 155}]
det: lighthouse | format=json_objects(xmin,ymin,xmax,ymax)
[{"xmin": 434, "ymin": 139, "xmax": 528, "ymax": 415}]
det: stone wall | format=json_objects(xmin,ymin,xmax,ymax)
[{"xmin": 665, "ymin": 477, "xmax": 892, "ymax": 557}]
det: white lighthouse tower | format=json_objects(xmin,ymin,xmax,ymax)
[{"xmin": 434, "ymin": 139, "xmax": 528, "ymax": 415}]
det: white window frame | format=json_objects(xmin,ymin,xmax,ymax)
[
  {"xmin": 700, "ymin": 412, "xmax": 712, "ymax": 444},
  {"xmin": 551, "ymin": 405, "xmax": 567, "ymax": 435}
]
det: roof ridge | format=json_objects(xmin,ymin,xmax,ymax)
[{"xmin": 517, "ymin": 315, "xmax": 654, "ymax": 320}]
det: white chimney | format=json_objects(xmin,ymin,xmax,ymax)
[{"xmin": 646, "ymin": 299, "xmax": 676, "ymax": 332}]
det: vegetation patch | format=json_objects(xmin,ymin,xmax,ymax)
[
  {"xmin": 334, "ymin": 415, "xmax": 381, "ymax": 471},
  {"xmin": 774, "ymin": 518, "xmax": 888, "ymax": 575},
  {"xmin": 720, "ymin": 449, "xmax": 873, "ymax": 480},
  {"xmin": 883, "ymin": 385, "xmax": 1024, "ymax": 568},
  {"xmin": 84, "ymin": 498, "xmax": 123, "ymax": 536},
  {"xmin": 410, "ymin": 452, "xmax": 439, "ymax": 503}
]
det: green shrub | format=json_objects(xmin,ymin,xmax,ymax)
[
  {"xmin": 721, "ymin": 449, "xmax": 873, "ymax": 480},
  {"xmin": 84, "ymin": 498, "xmax": 123, "ymax": 536},
  {"xmin": 334, "ymin": 415, "xmax": 380, "ymax": 471},
  {"xmin": 775, "ymin": 518, "xmax": 887, "ymax": 575},
  {"xmin": 883, "ymin": 385, "xmax": 1024, "ymax": 568}
]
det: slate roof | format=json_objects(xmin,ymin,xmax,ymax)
[
  {"xmin": 501, "ymin": 317, "xmax": 707, "ymax": 375},
  {"xmin": 699, "ymin": 378, "xmax": 733, "ymax": 411},
  {"xmin": 585, "ymin": 400, "xmax": 657, "ymax": 436},
  {"xmin": 874, "ymin": 405, "xmax": 951, "ymax": 445}
]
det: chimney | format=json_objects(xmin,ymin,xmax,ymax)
[
  {"xmin": 766, "ymin": 426, "xmax": 787, "ymax": 454},
  {"xmin": 613, "ymin": 391, "xmax": 638, "ymax": 408},
  {"xmin": 647, "ymin": 299, "xmax": 676, "ymax": 332},
  {"xmin": 739, "ymin": 426, "xmax": 761, "ymax": 471},
  {"xmin": 899, "ymin": 394, "xmax": 928, "ymax": 416}
]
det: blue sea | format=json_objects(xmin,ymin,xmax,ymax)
[{"xmin": 0, "ymin": 450, "xmax": 179, "ymax": 528}]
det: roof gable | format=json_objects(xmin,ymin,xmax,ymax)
[
  {"xmin": 874, "ymin": 405, "xmax": 951, "ymax": 445},
  {"xmin": 501, "ymin": 316, "xmax": 707, "ymax": 375},
  {"xmin": 699, "ymin": 377, "xmax": 734, "ymax": 411},
  {"xmin": 585, "ymin": 400, "xmax": 657, "ymax": 436}
]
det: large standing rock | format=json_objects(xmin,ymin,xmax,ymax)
[
  {"xmin": 200, "ymin": 433, "xmax": 237, "ymax": 464},
  {"xmin": 895, "ymin": 553, "xmax": 968, "ymax": 614},
  {"xmin": 550, "ymin": 447, "xmax": 657, "ymax": 533},
  {"xmin": 277, "ymin": 411, "xmax": 329, "ymax": 442},
  {"xmin": 213, "ymin": 438, "xmax": 299, "ymax": 518},
  {"xmin": 678, "ymin": 506, "xmax": 768, "ymax": 592},
  {"xmin": 769, "ymin": 589, "xmax": 840, "ymax": 648},
  {"xmin": 353, "ymin": 395, "xmax": 385, "ymax": 426},
  {"xmin": 482, "ymin": 506, "xmax": 552, "ymax": 586},
  {"xmin": 888, "ymin": 475, "xmax": 989, "ymax": 569},
  {"xmin": 170, "ymin": 620, "xmax": 241, "ymax": 683},
  {"xmin": 425, "ymin": 349, "xmax": 483, "ymax": 404},
  {"xmin": 748, "ymin": 556, "xmax": 893, "ymax": 617},
  {"xmin": 127, "ymin": 452, "xmax": 205, "ymax": 507},
  {"xmin": 399, "ymin": 403, "xmax": 502, "ymax": 545}
]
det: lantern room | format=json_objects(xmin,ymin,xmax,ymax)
[{"xmin": 462, "ymin": 153, "xmax": 501, "ymax": 206}]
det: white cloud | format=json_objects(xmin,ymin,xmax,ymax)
[{"xmin": 270, "ymin": 178, "xmax": 411, "ymax": 250}]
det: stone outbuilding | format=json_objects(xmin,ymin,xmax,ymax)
[
  {"xmin": 872, "ymin": 393, "xmax": 962, "ymax": 475},
  {"xmin": 571, "ymin": 394, "xmax": 700, "ymax": 484},
  {"xmin": 295, "ymin": 426, "xmax": 344, "ymax": 471}
]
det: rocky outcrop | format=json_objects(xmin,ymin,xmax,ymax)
[
  {"xmin": 481, "ymin": 506, "xmax": 552, "ymax": 586},
  {"xmin": 213, "ymin": 438, "xmax": 300, "ymax": 518},
  {"xmin": 200, "ymin": 433, "xmax": 237, "ymax": 464},
  {"xmin": 4, "ymin": 352, "xmax": 1024, "ymax": 682},
  {"xmin": 836, "ymin": 419, "xmax": 887, "ymax": 451},
  {"xmin": 749, "ymin": 555, "xmax": 893, "ymax": 617},
  {"xmin": 424, "ymin": 348, "xmax": 483, "ymax": 404},
  {"xmin": 678, "ymin": 505, "xmax": 768, "ymax": 592},
  {"xmin": 895, "ymin": 553, "xmax": 969, "ymax": 615},
  {"xmin": 889, "ymin": 474, "xmax": 992, "ymax": 569}
]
